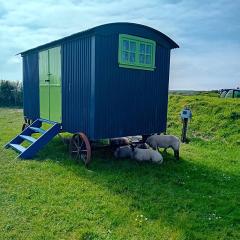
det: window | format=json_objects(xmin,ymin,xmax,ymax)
[{"xmin": 118, "ymin": 34, "xmax": 156, "ymax": 71}]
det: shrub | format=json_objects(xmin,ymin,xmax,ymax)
[{"xmin": 0, "ymin": 80, "xmax": 23, "ymax": 107}]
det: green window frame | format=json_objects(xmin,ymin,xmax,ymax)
[{"xmin": 118, "ymin": 34, "xmax": 156, "ymax": 71}]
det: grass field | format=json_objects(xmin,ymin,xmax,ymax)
[{"xmin": 0, "ymin": 94, "xmax": 240, "ymax": 240}]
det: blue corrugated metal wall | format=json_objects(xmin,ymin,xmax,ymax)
[
  {"xmin": 22, "ymin": 52, "xmax": 39, "ymax": 120},
  {"xmin": 61, "ymin": 36, "xmax": 93, "ymax": 136},
  {"xmin": 21, "ymin": 23, "xmax": 176, "ymax": 140},
  {"xmin": 94, "ymin": 33, "xmax": 170, "ymax": 139}
]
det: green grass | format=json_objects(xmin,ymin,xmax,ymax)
[{"xmin": 0, "ymin": 95, "xmax": 240, "ymax": 240}]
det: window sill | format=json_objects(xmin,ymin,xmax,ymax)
[{"xmin": 119, "ymin": 64, "xmax": 155, "ymax": 71}]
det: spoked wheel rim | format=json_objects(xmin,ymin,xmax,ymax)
[{"xmin": 69, "ymin": 133, "xmax": 91, "ymax": 166}]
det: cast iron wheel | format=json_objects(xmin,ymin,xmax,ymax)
[{"xmin": 69, "ymin": 133, "xmax": 91, "ymax": 166}]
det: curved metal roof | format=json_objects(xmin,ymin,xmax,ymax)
[{"xmin": 20, "ymin": 22, "xmax": 179, "ymax": 55}]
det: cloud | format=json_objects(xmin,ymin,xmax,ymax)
[
  {"xmin": 170, "ymin": 45, "xmax": 240, "ymax": 90},
  {"xmin": 0, "ymin": 0, "xmax": 239, "ymax": 89}
]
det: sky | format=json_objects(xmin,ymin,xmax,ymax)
[{"xmin": 0, "ymin": 0, "xmax": 239, "ymax": 90}]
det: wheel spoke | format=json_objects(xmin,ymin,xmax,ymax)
[
  {"xmin": 76, "ymin": 135, "xmax": 80, "ymax": 146},
  {"xmin": 80, "ymin": 154, "xmax": 87, "ymax": 161},
  {"xmin": 75, "ymin": 151, "xmax": 80, "ymax": 159},
  {"xmin": 73, "ymin": 141, "xmax": 78, "ymax": 149}
]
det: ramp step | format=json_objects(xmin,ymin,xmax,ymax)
[
  {"xmin": 19, "ymin": 135, "xmax": 37, "ymax": 143},
  {"xmin": 9, "ymin": 144, "xmax": 26, "ymax": 153},
  {"xmin": 38, "ymin": 118, "xmax": 58, "ymax": 124},
  {"xmin": 29, "ymin": 127, "xmax": 46, "ymax": 134},
  {"xmin": 5, "ymin": 119, "xmax": 61, "ymax": 159}
]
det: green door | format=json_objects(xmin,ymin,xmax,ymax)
[
  {"xmin": 49, "ymin": 47, "xmax": 61, "ymax": 122},
  {"xmin": 39, "ymin": 46, "xmax": 61, "ymax": 122},
  {"xmin": 39, "ymin": 50, "xmax": 50, "ymax": 120}
]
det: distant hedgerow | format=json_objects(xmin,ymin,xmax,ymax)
[{"xmin": 0, "ymin": 80, "xmax": 23, "ymax": 107}]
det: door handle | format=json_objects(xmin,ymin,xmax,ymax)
[{"xmin": 45, "ymin": 79, "xmax": 50, "ymax": 82}]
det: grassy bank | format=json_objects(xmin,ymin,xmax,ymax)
[{"xmin": 0, "ymin": 95, "xmax": 239, "ymax": 239}]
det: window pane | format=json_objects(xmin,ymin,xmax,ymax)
[
  {"xmin": 140, "ymin": 43, "xmax": 145, "ymax": 53},
  {"xmin": 123, "ymin": 40, "xmax": 129, "ymax": 51},
  {"xmin": 146, "ymin": 45, "xmax": 152, "ymax": 54},
  {"xmin": 139, "ymin": 54, "xmax": 145, "ymax": 64},
  {"xmin": 130, "ymin": 53, "xmax": 135, "ymax": 63},
  {"xmin": 130, "ymin": 41, "xmax": 136, "ymax": 52},
  {"xmin": 146, "ymin": 55, "xmax": 151, "ymax": 64},
  {"xmin": 122, "ymin": 51, "xmax": 129, "ymax": 62}
]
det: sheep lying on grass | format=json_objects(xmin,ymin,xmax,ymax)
[
  {"xmin": 146, "ymin": 135, "xmax": 180, "ymax": 160},
  {"xmin": 131, "ymin": 145, "xmax": 163, "ymax": 164},
  {"xmin": 114, "ymin": 144, "xmax": 163, "ymax": 164},
  {"xmin": 114, "ymin": 145, "xmax": 133, "ymax": 158},
  {"xmin": 113, "ymin": 143, "xmax": 149, "ymax": 159},
  {"xmin": 134, "ymin": 143, "xmax": 150, "ymax": 149}
]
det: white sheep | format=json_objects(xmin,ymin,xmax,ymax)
[
  {"xmin": 146, "ymin": 135, "xmax": 180, "ymax": 160},
  {"xmin": 135, "ymin": 143, "xmax": 150, "ymax": 149},
  {"xmin": 114, "ymin": 145, "xmax": 133, "ymax": 158},
  {"xmin": 131, "ymin": 145, "xmax": 163, "ymax": 164}
]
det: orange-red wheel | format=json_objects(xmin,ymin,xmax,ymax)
[{"xmin": 69, "ymin": 133, "xmax": 91, "ymax": 166}]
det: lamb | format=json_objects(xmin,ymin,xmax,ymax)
[
  {"xmin": 131, "ymin": 145, "xmax": 163, "ymax": 164},
  {"xmin": 114, "ymin": 143, "xmax": 162, "ymax": 164},
  {"xmin": 114, "ymin": 145, "xmax": 133, "ymax": 158},
  {"xmin": 146, "ymin": 134, "xmax": 180, "ymax": 160}
]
